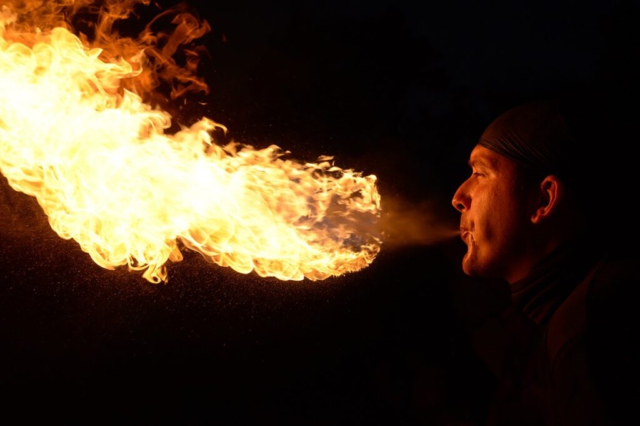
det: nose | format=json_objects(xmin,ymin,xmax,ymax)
[{"xmin": 451, "ymin": 181, "xmax": 469, "ymax": 213}]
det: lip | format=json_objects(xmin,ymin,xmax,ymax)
[{"xmin": 460, "ymin": 223, "xmax": 477, "ymax": 245}]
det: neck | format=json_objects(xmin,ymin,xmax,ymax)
[{"xmin": 505, "ymin": 234, "xmax": 575, "ymax": 284}]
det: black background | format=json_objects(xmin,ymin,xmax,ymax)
[{"xmin": 1, "ymin": 0, "xmax": 638, "ymax": 424}]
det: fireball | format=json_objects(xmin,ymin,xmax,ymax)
[{"xmin": 0, "ymin": 0, "xmax": 382, "ymax": 283}]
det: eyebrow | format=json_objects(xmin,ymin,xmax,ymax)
[{"xmin": 469, "ymin": 158, "xmax": 491, "ymax": 168}]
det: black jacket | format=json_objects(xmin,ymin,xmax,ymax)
[{"xmin": 470, "ymin": 240, "xmax": 639, "ymax": 425}]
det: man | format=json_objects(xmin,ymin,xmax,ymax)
[{"xmin": 451, "ymin": 100, "xmax": 639, "ymax": 425}]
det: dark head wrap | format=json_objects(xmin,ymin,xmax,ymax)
[
  {"xmin": 478, "ymin": 96, "xmax": 636, "ymax": 249},
  {"xmin": 478, "ymin": 100, "xmax": 581, "ymax": 179}
]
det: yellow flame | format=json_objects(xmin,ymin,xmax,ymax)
[{"xmin": 0, "ymin": 0, "xmax": 382, "ymax": 283}]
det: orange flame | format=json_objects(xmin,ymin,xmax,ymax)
[{"xmin": 0, "ymin": 0, "xmax": 382, "ymax": 283}]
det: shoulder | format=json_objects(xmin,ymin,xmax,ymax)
[
  {"xmin": 542, "ymin": 253, "xmax": 636, "ymax": 425},
  {"xmin": 586, "ymin": 249, "xmax": 640, "ymax": 425},
  {"xmin": 547, "ymin": 248, "xmax": 640, "ymax": 363},
  {"xmin": 586, "ymin": 248, "xmax": 640, "ymax": 338},
  {"xmin": 588, "ymin": 248, "xmax": 640, "ymax": 301},
  {"xmin": 528, "ymin": 248, "xmax": 639, "ymax": 425}
]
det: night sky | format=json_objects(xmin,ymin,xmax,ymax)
[{"xmin": 1, "ymin": 0, "xmax": 638, "ymax": 424}]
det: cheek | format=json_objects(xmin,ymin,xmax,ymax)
[
  {"xmin": 496, "ymin": 192, "xmax": 532, "ymax": 236},
  {"xmin": 481, "ymin": 188, "xmax": 524, "ymax": 237}
]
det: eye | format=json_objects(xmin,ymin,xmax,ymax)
[{"xmin": 472, "ymin": 171, "xmax": 484, "ymax": 177}]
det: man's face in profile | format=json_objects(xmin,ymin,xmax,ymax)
[{"xmin": 451, "ymin": 145, "xmax": 535, "ymax": 282}]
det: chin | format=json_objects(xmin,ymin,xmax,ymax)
[
  {"xmin": 461, "ymin": 249, "xmax": 493, "ymax": 278},
  {"xmin": 461, "ymin": 253, "xmax": 476, "ymax": 276}
]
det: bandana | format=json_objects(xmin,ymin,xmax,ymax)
[{"xmin": 478, "ymin": 101, "xmax": 581, "ymax": 178}]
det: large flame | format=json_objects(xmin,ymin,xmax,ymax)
[{"xmin": 0, "ymin": 0, "xmax": 382, "ymax": 283}]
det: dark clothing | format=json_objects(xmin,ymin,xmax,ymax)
[{"xmin": 470, "ymin": 240, "xmax": 639, "ymax": 425}]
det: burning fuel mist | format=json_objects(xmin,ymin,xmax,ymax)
[
  {"xmin": 0, "ymin": 0, "xmax": 382, "ymax": 283},
  {"xmin": 373, "ymin": 194, "xmax": 460, "ymax": 248}
]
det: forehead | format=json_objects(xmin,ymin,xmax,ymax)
[{"xmin": 469, "ymin": 145, "xmax": 515, "ymax": 171}]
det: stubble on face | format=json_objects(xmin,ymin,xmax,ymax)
[{"xmin": 456, "ymin": 146, "xmax": 531, "ymax": 280}]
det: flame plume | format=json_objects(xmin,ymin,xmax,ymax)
[{"xmin": 0, "ymin": 0, "xmax": 382, "ymax": 283}]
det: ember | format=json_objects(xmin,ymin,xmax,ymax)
[{"xmin": 0, "ymin": 0, "xmax": 382, "ymax": 283}]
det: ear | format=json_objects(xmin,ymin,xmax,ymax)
[{"xmin": 531, "ymin": 175, "xmax": 563, "ymax": 224}]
